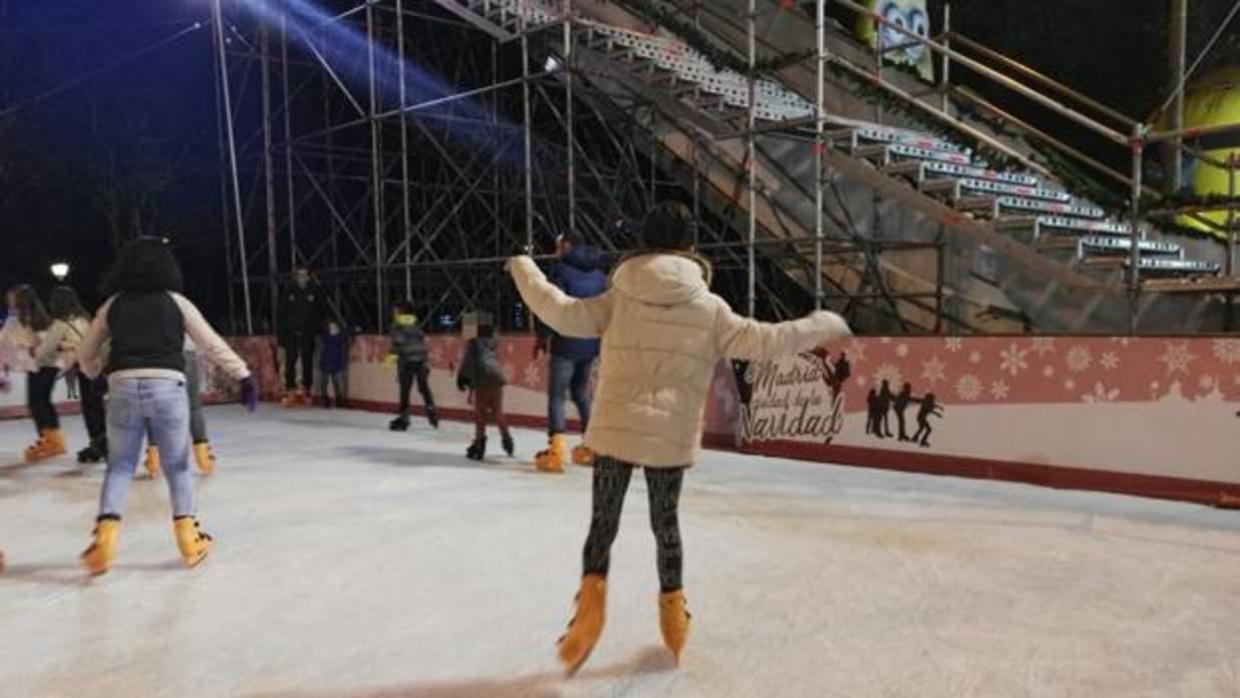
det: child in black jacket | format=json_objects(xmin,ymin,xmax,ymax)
[{"xmin": 456, "ymin": 312, "xmax": 513, "ymax": 460}]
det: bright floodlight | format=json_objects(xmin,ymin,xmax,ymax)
[
  {"xmin": 50, "ymin": 263, "xmax": 70, "ymax": 281},
  {"xmin": 544, "ymin": 56, "xmax": 561, "ymax": 73}
]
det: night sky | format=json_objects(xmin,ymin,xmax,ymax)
[{"xmin": 1, "ymin": 1, "xmax": 1235, "ymax": 324}]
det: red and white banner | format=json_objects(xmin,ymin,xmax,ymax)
[{"xmin": 734, "ymin": 336, "xmax": 1240, "ymax": 505}]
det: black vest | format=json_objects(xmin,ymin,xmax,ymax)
[{"xmin": 105, "ymin": 292, "xmax": 186, "ymax": 375}]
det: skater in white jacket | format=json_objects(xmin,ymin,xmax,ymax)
[{"xmin": 507, "ymin": 201, "xmax": 852, "ymax": 674}]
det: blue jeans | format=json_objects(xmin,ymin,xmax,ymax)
[
  {"xmin": 548, "ymin": 355, "xmax": 594, "ymax": 436},
  {"xmin": 100, "ymin": 378, "xmax": 194, "ymax": 518}
]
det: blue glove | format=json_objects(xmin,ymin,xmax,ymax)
[{"xmin": 239, "ymin": 375, "xmax": 259, "ymax": 412}]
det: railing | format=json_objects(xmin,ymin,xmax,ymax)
[{"xmin": 650, "ymin": 0, "xmax": 1239, "ymax": 295}]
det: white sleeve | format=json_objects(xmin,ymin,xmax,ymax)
[
  {"xmin": 171, "ymin": 293, "xmax": 250, "ymax": 381},
  {"xmin": 715, "ymin": 302, "xmax": 852, "ymax": 361},
  {"xmin": 77, "ymin": 298, "xmax": 115, "ymax": 379},
  {"xmin": 508, "ymin": 256, "xmax": 612, "ymax": 338},
  {"xmin": 34, "ymin": 321, "xmax": 68, "ymax": 367}
]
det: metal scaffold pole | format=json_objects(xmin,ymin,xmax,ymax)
[
  {"xmin": 212, "ymin": 0, "xmax": 253, "ymax": 334},
  {"xmin": 1128, "ymin": 125, "xmax": 1145, "ymax": 334},
  {"xmin": 746, "ymin": 0, "xmax": 757, "ymax": 318},
  {"xmin": 261, "ymin": 23, "xmax": 279, "ymax": 332},
  {"xmin": 814, "ymin": 0, "xmax": 826, "ymax": 310},
  {"xmin": 522, "ymin": 1, "xmax": 534, "ymax": 251},
  {"xmin": 282, "ymin": 10, "xmax": 297, "ymax": 272},
  {"xmin": 565, "ymin": 0, "xmax": 576, "ymax": 235},
  {"xmin": 367, "ymin": 2, "xmax": 385, "ymax": 330},
  {"xmin": 397, "ymin": 0, "xmax": 413, "ymax": 300}
]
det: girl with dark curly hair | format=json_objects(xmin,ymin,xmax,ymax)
[{"xmin": 76, "ymin": 237, "xmax": 258, "ymax": 576}]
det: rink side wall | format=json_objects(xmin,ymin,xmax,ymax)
[{"xmin": 4, "ymin": 335, "xmax": 1238, "ymax": 506}]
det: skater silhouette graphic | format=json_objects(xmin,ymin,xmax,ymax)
[
  {"xmin": 912, "ymin": 392, "xmax": 943, "ymax": 448},
  {"xmin": 876, "ymin": 380, "xmax": 894, "ymax": 438},
  {"xmin": 865, "ymin": 387, "xmax": 881, "ymax": 437},
  {"xmin": 894, "ymin": 383, "xmax": 913, "ymax": 441}
]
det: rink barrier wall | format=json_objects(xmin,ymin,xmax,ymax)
[{"xmin": 4, "ymin": 334, "xmax": 1238, "ymax": 507}]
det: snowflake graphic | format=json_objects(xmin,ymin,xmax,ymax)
[
  {"xmin": 1099, "ymin": 352, "xmax": 1120, "ymax": 371},
  {"xmin": 921, "ymin": 356, "xmax": 947, "ymax": 386},
  {"xmin": 1110, "ymin": 337, "xmax": 1132, "ymax": 347},
  {"xmin": 872, "ymin": 363, "xmax": 903, "ymax": 389},
  {"xmin": 989, "ymin": 380, "xmax": 1010, "ymax": 400},
  {"xmin": 1065, "ymin": 345, "xmax": 1093, "ymax": 373},
  {"xmin": 1082, "ymin": 382, "xmax": 1120, "ymax": 403},
  {"xmin": 879, "ymin": 337, "xmax": 891, "ymax": 344},
  {"xmin": 998, "ymin": 343, "xmax": 1029, "ymax": 377},
  {"xmin": 1198, "ymin": 375, "xmax": 1215, "ymax": 391},
  {"xmin": 1030, "ymin": 337, "xmax": 1056, "ymax": 357},
  {"xmin": 1063, "ymin": 378, "xmax": 1076, "ymax": 391},
  {"xmin": 955, "ymin": 374, "xmax": 982, "ymax": 402},
  {"xmin": 1042, "ymin": 365, "xmax": 1055, "ymax": 378},
  {"xmin": 522, "ymin": 362, "xmax": 542, "ymax": 388},
  {"xmin": 945, "ymin": 337, "xmax": 964, "ymax": 353},
  {"xmin": 895, "ymin": 343, "xmax": 909, "ymax": 358},
  {"xmin": 1212, "ymin": 338, "xmax": 1240, "ymax": 365},
  {"xmin": 1157, "ymin": 341, "xmax": 1197, "ymax": 375},
  {"xmin": 846, "ymin": 338, "xmax": 867, "ymax": 364},
  {"xmin": 857, "ymin": 376, "xmax": 868, "ymax": 387},
  {"xmin": 969, "ymin": 351, "xmax": 982, "ymax": 364}
]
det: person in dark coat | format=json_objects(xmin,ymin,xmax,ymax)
[
  {"xmin": 278, "ymin": 267, "xmax": 324, "ymax": 404},
  {"xmin": 457, "ymin": 312, "xmax": 513, "ymax": 461},
  {"xmin": 387, "ymin": 300, "xmax": 437, "ymax": 430},
  {"xmin": 533, "ymin": 231, "xmax": 608, "ymax": 472},
  {"xmin": 865, "ymin": 387, "xmax": 879, "ymax": 436}
]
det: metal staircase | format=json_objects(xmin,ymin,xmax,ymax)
[{"xmin": 434, "ymin": 0, "xmax": 1235, "ymax": 333}]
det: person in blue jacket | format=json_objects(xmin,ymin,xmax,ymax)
[{"xmin": 533, "ymin": 231, "xmax": 607, "ymax": 472}]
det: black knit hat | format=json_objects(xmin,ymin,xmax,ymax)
[{"xmin": 640, "ymin": 201, "xmax": 694, "ymax": 251}]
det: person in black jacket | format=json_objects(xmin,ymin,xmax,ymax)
[
  {"xmin": 457, "ymin": 311, "xmax": 513, "ymax": 461},
  {"xmin": 533, "ymin": 231, "xmax": 607, "ymax": 473},
  {"xmin": 278, "ymin": 267, "xmax": 323, "ymax": 405}
]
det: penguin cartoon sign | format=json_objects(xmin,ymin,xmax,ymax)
[{"xmin": 855, "ymin": 0, "xmax": 934, "ymax": 82}]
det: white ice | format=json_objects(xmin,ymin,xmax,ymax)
[{"xmin": 2, "ymin": 406, "xmax": 1240, "ymax": 698}]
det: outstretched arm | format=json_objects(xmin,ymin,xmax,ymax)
[
  {"xmin": 77, "ymin": 298, "xmax": 116, "ymax": 379},
  {"xmin": 508, "ymin": 256, "xmax": 612, "ymax": 339},
  {"xmin": 715, "ymin": 301, "xmax": 852, "ymax": 361},
  {"xmin": 172, "ymin": 294, "xmax": 251, "ymax": 381}
]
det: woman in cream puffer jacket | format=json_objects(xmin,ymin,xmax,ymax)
[{"xmin": 507, "ymin": 201, "xmax": 852, "ymax": 674}]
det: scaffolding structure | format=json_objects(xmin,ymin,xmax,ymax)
[
  {"xmin": 210, "ymin": 0, "xmax": 946, "ymax": 336},
  {"xmin": 211, "ymin": 0, "xmax": 1238, "ymax": 337}
]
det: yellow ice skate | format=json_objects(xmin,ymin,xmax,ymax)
[
  {"xmin": 557, "ymin": 574, "xmax": 607, "ymax": 676},
  {"xmin": 659, "ymin": 589, "xmax": 692, "ymax": 665},
  {"xmin": 80, "ymin": 516, "xmax": 121, "ymax": 576},
  {"xmin": 173, "ymin": 516, "xmax": 213, "ymax": 567},
  {"xmin": 535, "ymin": 434, "xmax": 568, "ymax": 473}
]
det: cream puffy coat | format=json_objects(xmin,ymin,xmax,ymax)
[{"xmin": 509, "ymin": 253, "xmax": 851, "ymax": 467}]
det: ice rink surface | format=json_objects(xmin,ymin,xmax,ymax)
[{"xmin": 3, "ymin": 405, "xmax": 1240, "ymax": 698}]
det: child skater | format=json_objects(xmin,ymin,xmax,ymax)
[
  {"xmin": 318, "ymin": 319, "xmax": 350, "ymax": 408},
  {"xmin": 455, "ymin": 311, "xmax": 513, "ymax": 461},
  {"xmin": 507, "ymin": 201, "xmax": 852, "ymax": 673},
  {"xmin": 141, "ymin": 337, "xmax": 218, "ymax": 477},
  {"xmin": 76, "ymin": 237, "xmax": 257, "ymax": 576},
  {"xmin": 386, "ymin": 301, "xmax": 439, "ymax": 430},
  {"xmin": 36, "ymin": 286, "xmax": 92, "ymax": 461},
  {"xmin": 0, "ymin": 286, "xmax": 60, "ymax": 462}
]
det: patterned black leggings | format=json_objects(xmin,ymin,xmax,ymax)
[{"xmin": 582, "ymin": 456, "xmax": 686, "ymax": 593}]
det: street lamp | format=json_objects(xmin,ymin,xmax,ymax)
[{"xmin": 50, "ymin": 263, "xmax": 70, "ymax": 282}]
